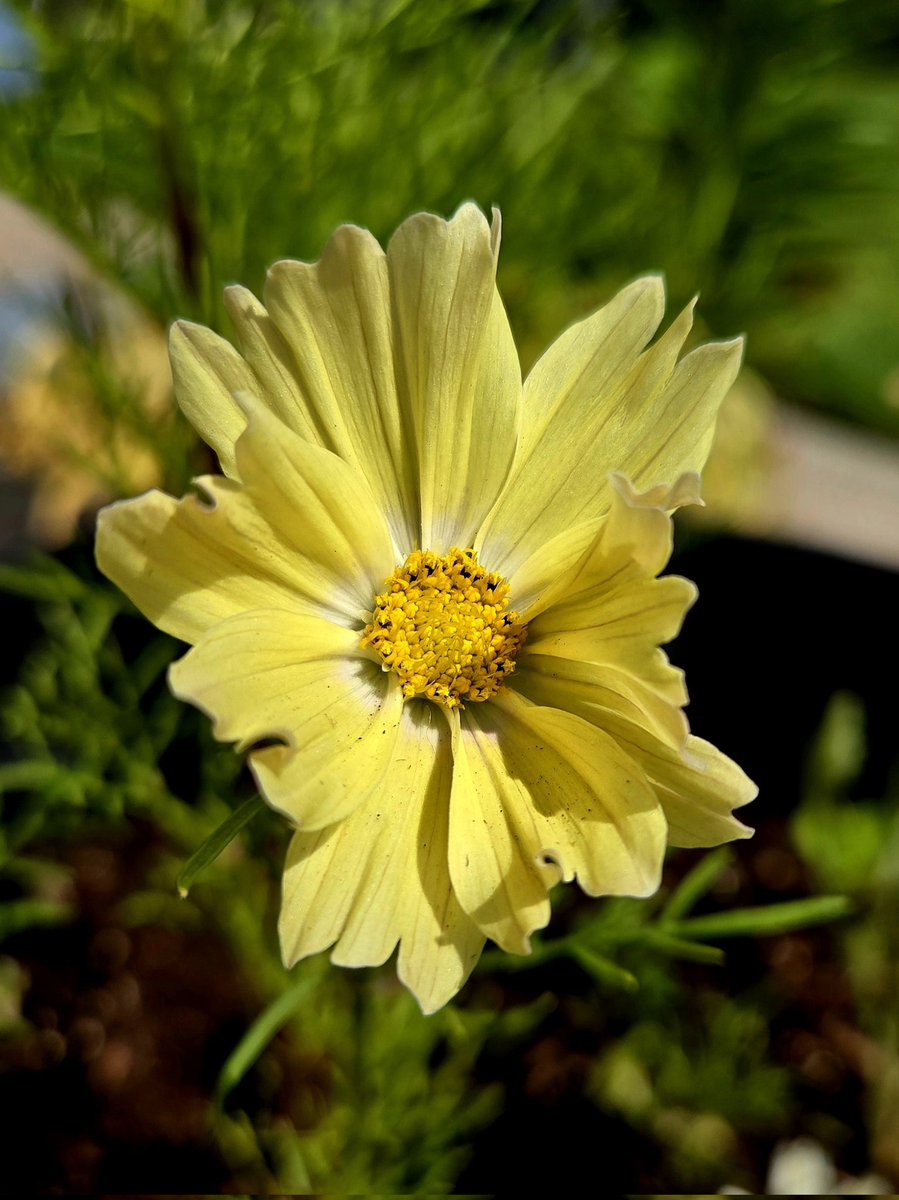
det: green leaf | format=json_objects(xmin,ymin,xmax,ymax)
[
  {"xmin": 0, "ymin": 559, "xmax": 87, "ymax": 602},
  {"xmin": 0, "ymin": 899, "xmax": 73, "ymax": 939},
  {"xmin": 639, "ymin": 930, "xmax": 726, "ymax": 964},
  {"xmin": 669, "ymin": 895, "xmax": 854, "ymax": 940},
  {"xmin": 215, "ymin": 972, "xmax": 317, "ymax": 1107},
  {"xmin": 660, "ymin": 847, "xmax": 734, "ymax": 923},
  {"xmin": 0, "ymin": 761, "xmax": 66, "ymax": 795},
  {"xmin": 176, "ymin": 795, "xmax": 265, "ymax": 897},
  {"xmin": 570, "ymin": 943, "xmax": 639, "ymax": 992},
  {"xmin": 131, "ymin": 637, "xmax": 179, "ymax": 696}
]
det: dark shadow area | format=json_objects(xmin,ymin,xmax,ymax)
[{"xmin": 672, "ymin": 536, "xmax": 899, "ymax": 815}]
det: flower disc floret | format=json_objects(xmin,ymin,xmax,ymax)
[{"xmin": 362, "ymin": 548, "xmax": 527, "ymax": 708}]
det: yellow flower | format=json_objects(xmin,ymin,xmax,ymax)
[{"xmin": 95, "ymin": 204, "xmax": 755, "ymax": 1013}]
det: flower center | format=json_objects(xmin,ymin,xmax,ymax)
[{"xmin": 361, "ymin": 548, "xmax": 527, "ymax": 709}]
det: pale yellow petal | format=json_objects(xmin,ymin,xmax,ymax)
[
  {"xmin": 514, "ymin": 654, "xmax": 688, "ymax": 752},
  {"xmin": 511, "ymin": 475, "xmax": 698, "ymax": 712},
  {"xmin": 446, "ymin": 707, "xmax": 553, "ymax": 956},
  {"xmin": 476, "ymin": 276, "xmax": 669, "ymax": 573},
  {"xmin": 477, "ymin": 285, "xmax": 742, "ymax": 577},
  {"xmin": 601, "ymin": 471, "xmax": 703, "ymax": 575},
  {"xmin": 649, "ymin": 736, "xmax": 755, "ymax": 848},
  {"xmin": 635, "ymin": 338, "xmax": 743, "ymax": 489},
  {"xmin": 263, "ymin": 224, "xmax": 419, "ymax": 553},
  {"xmin": 168, "ymin": 610, "xmax": 404, "ymax": 830},
  {"xmin": 95, "ymin": 484, "xmax": 339, "ymax": 643},
  {"xmin": 97, "ymin": 413, "xmax": 393, "ymax": 638},
  {"xmin": 279, "ymin": 825, "xmax": 353, "ymax": 967},
  {"xmin": 223, "ymin": 285, "xmax": 324, "ymax": 442},
  {"xmin": 512, "ymin": 663, "xmax": 754, "ymax": 847},
  {"xmin": 525, "ymin": 575, "xmax": 696, "ymax": 708},
  {"xmin": 530, "ymin": 572, "xmax": 695, "ymax": 641},
  {"xmin": 514, "ymin": 472, "xmax": 701, "ymax": 620},
  {"xmin": 387, "ymin": 204, "xmax": 521, "ymax": 550},
  {"xmin": 611, "ymin": 470, "xmax": 705, "ymax": 524},
  {"xmin": 279, "ymin": 703, "xmax": 484, "ymax": 1013},
  {"xmin": 507, "ymin": 518, "xmax": 602, "ymax": 616},
  {"xmin": 447, "ymin": 690, "xmax": 665, "ymax": 954},
  {"xmin": 232, "ymin": 393, "xmax": 396, "ymax": 616},
  {"xmin": 169, "ymin": 321, "xmax": 253, "ymax": 479}
]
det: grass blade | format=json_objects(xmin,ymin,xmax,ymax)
[
  {"xmin": 215, "ymin": 973, "xmax": 316, "ymax": 1106},
  {"xmin": 176, "ymin": 795, "xmax": 265, "ymax": 897}
]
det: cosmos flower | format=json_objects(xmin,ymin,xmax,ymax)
[{"xmin": 96, "ymin": 204, "xmax": 755, "ymax": 1012}]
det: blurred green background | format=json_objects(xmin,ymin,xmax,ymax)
[{"xmin": 1, "ymin": 0, "xmax": 898, "ymax": 1193}]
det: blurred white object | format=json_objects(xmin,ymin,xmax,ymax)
[
  {"xmin": 761, "ymin": 407, "xmax": 899, "ymax": 573},
  {"xmin": 0, "ymin": 193, "xmax": 90, "ymax": 288},
  {"xmin": 702, "ymin": 371, "xmax": 899, "ymax": 573},
  {"xmin": 766, "ymin": 1137, "xmax": 838, "ymax": 1194},
  {"xmin": 721, "ymin": 1136, "xmax": 893, "ymax": 1195}
]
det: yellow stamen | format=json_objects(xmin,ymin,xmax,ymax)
[{"xmin": 361, "ymin": 547, "xmax": 527, "ymax": 709}]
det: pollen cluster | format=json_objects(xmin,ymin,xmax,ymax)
[{"xmin": 361, "ymin": 548, "xmax": 527, "ymax": 708}]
